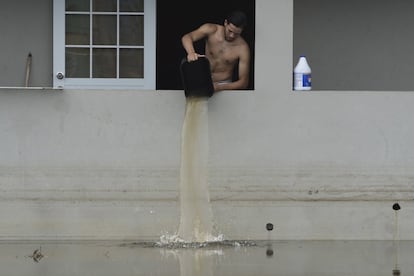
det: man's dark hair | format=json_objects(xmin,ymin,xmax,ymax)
[{"xmin": 226, "ymin": 10, "xmax": 247, "ymax": 29}]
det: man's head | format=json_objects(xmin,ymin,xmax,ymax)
[{"xmin": 224, "ymin": 11, "xmax": 247, "ymax": 42}]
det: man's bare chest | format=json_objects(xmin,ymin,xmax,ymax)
[{"xmin": 206, "ymin": 42, "xmax": 239, "ymax": 64}]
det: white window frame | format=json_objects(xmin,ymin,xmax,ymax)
[{"xmin": 53, "ymin": 0, "xmax": 156, "ymax": 90}]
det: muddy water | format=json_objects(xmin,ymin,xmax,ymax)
[{"xmin": 177, "ymin": 97, "xmax": 214, "ymax": 242}]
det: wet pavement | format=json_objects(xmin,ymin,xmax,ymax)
[{"xmin": 2, "ymin": 240, "xmax": 412, "ymax": 275}]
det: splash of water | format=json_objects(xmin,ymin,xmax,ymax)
[
  {"xmin": 177, "ymin": 97, "xmax": 214, "ymax": 243},
  {"xmin": 156, "ymin": 233, "xmax": 225, "ymax": 249}
]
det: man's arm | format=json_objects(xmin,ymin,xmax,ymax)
[
  {"xmin": 214, "ymin": 45, "xmax": 250, "ymax": 92},
  {"xmin": 181, "ymin": 23, "xmax": 217, "ymax": 62}
]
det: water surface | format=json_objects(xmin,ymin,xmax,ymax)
[{"xmin": 3, "ymin": 240, "xmax": 412, "ymax": 275}]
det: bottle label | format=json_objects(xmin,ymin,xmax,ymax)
[
  {"xmin": 293, "ymin": 73, "xmax": 312, "ymax": 90},
  {"xmin": 302, "ymin": 74, "xmax": 311, "ymax": 87}
]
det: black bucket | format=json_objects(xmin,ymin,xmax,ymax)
[{"xmin": 180, "ymin": 57, "xmax": 214, "ymax": 98}]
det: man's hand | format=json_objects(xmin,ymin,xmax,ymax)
[
  {"xmin": 187, "ymin": 53, "xmax": 205, "ymax": 62},
  {"xmin": 213, "ymin": 82, "xmax": 225, "ymax": 92}
]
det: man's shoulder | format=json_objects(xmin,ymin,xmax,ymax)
[
  {"xmin": 200, "ymin": 23, "xmax": 220, "ymax": 32},
  {"xmin": 203, "ymin": 23, "xmax": 221, "ymax": 28},
  {"xmin": 236, "ymin": 37, "xmax": 250, "ymax": 50}
]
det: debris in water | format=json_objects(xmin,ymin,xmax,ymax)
[
  {"xmin": 266, "ymin": 248, "xmax": 274, "ymax": 257},
  {"xmin": 266, "ymin": 223, "xmax": 274, "ymax": 231},
  {"xmin": 393, "ymin": 203, "xmax": 401, "ymax": 211},
  {"xmin": 29, "ymin": 247, "xmax": 44, "ymax": 263}
]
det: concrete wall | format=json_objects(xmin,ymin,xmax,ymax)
[
  {"xmin": 0, "ymin": 0, "xmax": 413, "ymax": 240},
  {"xmin": 0, "ymin": 0, "xmax": 53, "ymax": 87}
]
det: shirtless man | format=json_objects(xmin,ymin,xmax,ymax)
[{"xmin": 181, "ymin": 11, "xmax": 250, "ymax": 92}]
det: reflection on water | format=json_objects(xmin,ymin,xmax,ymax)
[
  {"xmin": 393, "ymin": 203, "xmax": 402, "ymax": 276},
  {"xmin": 2, "ymin": 240, "xmax": 413, "ymax": 275}
]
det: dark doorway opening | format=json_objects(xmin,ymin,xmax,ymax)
[{"xmin": 156, "ymin": 0, "xmax": 255, "ymax": 90}]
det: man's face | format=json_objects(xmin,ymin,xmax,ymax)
[{"xmin": 224, "ymin": 20, "xmax": 243, "ymax": 42}]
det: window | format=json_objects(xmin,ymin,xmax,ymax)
[
  {"xmin": 294, "ymin": 0, "xmax": 414, "ymax": 91},
  {"xmin": 156, "ymin": 0, "xmax": 255, "ymax": 90},
  {"xmin": 53, "ymin": 0, "xmax": 155, "ymax": 89}
]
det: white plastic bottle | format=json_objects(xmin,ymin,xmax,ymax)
[{"xmin": 293, "ymin": 55, "xmax": 312, "ymax": 91}]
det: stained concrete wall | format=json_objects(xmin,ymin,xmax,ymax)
[{"xmin": 0, "ymin": 0, "xmax": 413, "ymax": 240}]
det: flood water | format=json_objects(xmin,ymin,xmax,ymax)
[{"xmin": 3, "ymin": 239, "xmax": 412, "ymax": 275}]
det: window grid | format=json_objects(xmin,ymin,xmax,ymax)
[
  {"xmin": 65, "ymin": 0, "xmax": 145, "ymax": 79},
  {"xmin": 54, "ymin": 0, "xmax": 155, "ymax": 89}
]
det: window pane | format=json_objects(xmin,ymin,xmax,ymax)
[
  {"xmin": 93, "ymin": 15, "xmax": 116, "ymax": 45},
  {"xmin": 66, "ymin": 15, "xmax": 90, "ymax": 45},
  {"xmin": 66, "ymin": 48, "xmax": 90, "ymax": 78},
  {"xmin": 66, "ymin": 0, "xmax": 90, "ymax": 11},
  {"xmin": 93, "ymin": 48, "xmax": 116, "ymax": 78},
  {"xmin": 93, "ymin": 0, "xmax": 116, "ymax": 12},
  {"xmin": 120, "ymin": 0, "xmax": 144, "ymax": 12},
  {"xmin": 120, "ymin": 49, "xmax": 143, "ymax": 78},
  {"xmin": 120, "ymin": 16, "xmax": 144, "ymax": 46}
]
